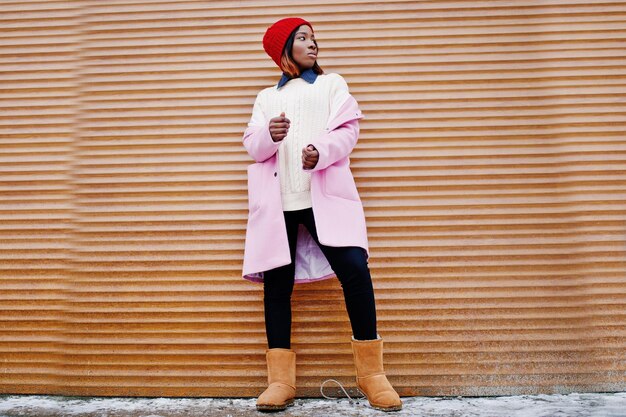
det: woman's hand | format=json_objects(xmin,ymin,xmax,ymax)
[
  {"xmin": 269, "ymin": 112, "xmax": 290, "ymax": 142},
  {"xmin": 302, "ymin": 145, "xmax": 319, "ymax": 170}
]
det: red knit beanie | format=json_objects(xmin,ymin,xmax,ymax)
[{"xmin": 263, "ymin": 17, "xmax": 314, "ymax": 69}]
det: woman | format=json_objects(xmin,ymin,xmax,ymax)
[{"xmin": 241, "ymin": 16, "xmax": 402, "ymax": 412}]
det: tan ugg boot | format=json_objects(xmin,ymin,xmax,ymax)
[
  {"xmin": 351, "ymin": 335, "xmax": 402, "ymax": 412},
  {"xmin": 256, "ymin": 348, "xmax": 296, "ymax": 412}
]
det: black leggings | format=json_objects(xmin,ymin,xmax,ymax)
[{"xmin": 263, "ymin": 207, "xmax": 378, "ymax": 348}]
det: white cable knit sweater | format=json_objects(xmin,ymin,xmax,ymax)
[{"xmin": 248, "ymin": 72, "xmax": 351, "ymax": 211}]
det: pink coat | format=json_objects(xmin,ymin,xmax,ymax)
[{"xmin": 241, "ymin": 94, "xmax": 367, "ymax": 284}]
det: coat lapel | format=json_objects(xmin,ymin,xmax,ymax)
[{"xmin": 326, "ymin": 94, "xmax": 365, "ymax": 132}]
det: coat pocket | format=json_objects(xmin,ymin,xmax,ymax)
[
  {"xmin": 247, "ymin": 162, "xmax": 265, "ymax": 214},
  {"xmin": 322, "ymin": 160, "xmax": 361, "ymax": 202}
]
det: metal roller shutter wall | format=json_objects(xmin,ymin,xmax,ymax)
[{"xmin": 1, "ymin": 0, "xmax": 625, "ymax": 397}]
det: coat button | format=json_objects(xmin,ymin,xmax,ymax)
[{"xmin": 274, "ymin": 172, "xmax": 277, "ymax": 177}]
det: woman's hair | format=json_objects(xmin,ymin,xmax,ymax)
[{"xmin": 280, "ymin": 26, "xmax": 324, "ymax": 78}]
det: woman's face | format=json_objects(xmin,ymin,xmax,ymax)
[{"xmin": 291, "ymin": 24, "xmax": 318, "ymax": 70}]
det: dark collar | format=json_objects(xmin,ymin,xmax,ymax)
[{"xmin": 277, "ymin": 67, "xmax": 318, "ymax": 89}]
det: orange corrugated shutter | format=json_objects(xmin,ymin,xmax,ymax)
[{"xmin": 1, "ymin": 0, "xmax": 625, "ymax": 396}]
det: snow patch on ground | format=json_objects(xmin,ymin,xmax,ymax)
[{"xmin": 0, "ymin": 392, "xmax": 625, "ymax": 417}]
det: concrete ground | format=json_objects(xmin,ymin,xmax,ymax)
[{"xmin": 1, "ymin": 393, "xmax": 625, "ymax": 417}]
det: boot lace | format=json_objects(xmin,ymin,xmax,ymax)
[{"xmin": 320, "ymin": 378, "xmax": 366, "ymax": 404}]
